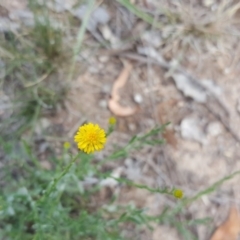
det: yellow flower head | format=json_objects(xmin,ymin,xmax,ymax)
[
  {"xmin": 74, "ymin": 123, "xmax": 106, "ymax": 154},
  {"xmin": 63, "ymin": 141, "xmax": 71, "ymax": 149},
  {"xmin": 108, "ymin": 116, "xmax": 116, "ymax": 125},
  {"xmin": 173, "ymin": 189, "xmax": 184, "ymax": 199}
]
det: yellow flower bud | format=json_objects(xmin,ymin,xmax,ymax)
[
  {"xmin": 173, "ymin": 189, "xmax": 183, "ymax": 199},
  {"xmin": 108, "ymin": 116, "xmax": 116, "ymax": 125},
  {"xmin": 63, "ymin": 141, "xmax": 71, "ymax": 149}
]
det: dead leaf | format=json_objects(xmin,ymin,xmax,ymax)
[
  {"xmin": 163, "ymin": 130, "xmax": 178, "ymax": 149},
  {"xmin": 111, "ymin": 61, "xmax": 132, "ymax": 101},
  {"xmin": 108, "ymin": 61, "xmax": 136, "ymax": 117},
  {"xmin": 108, "ymin": 100, "xmax": 136, "ymax": 117},
  {"xmin": 210, "ymin": 206, "xmax": 240, "ymax": 240}
]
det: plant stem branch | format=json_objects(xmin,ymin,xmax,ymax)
[{"xmin": 67, "ymin": 0, "xmax": 95, "ymax": 82}]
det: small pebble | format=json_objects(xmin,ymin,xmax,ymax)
[
  {"xmin": 133, "ymin": 93, "xmax": 143, "ymax": 104},
  {"xmin": 99, "ymin": 99, "xmax": 108, "ymax": 109},
  {"xmin": 180, "ymin": 116, "xmax": 207, "ymax": 144},
  {"xmin": 101, "ymin": 84, "xmax": 111, "ymax": 94}
]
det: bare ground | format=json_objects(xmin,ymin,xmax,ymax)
[{"xmin": 1, "ymin": 0, "xmax": 240, "ymax": 239}]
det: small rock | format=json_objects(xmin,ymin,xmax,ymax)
[
  {"xmin": 99, "ymin": 99, "xmax": 108, "ymax": 109},
  {"xmin": 172, "ymin": 73, "xmax": 207, "ymax": 103},
  {"xmin": 133, "ymin": 93, "xmax": 143, "ymax": 104},
  {"xmin": 224, "ymin": 68, "xmax": 231, "ymax": 75},
  {"xmin": 101, "ymin": 84, "xmax": 111, "ymax": 94},
  {"xmin": 180, "ymin": 116, "xmax": 207, "ymax": 144},
  {"xmin": 207, "ymin": 121, "xmax": 223, "ymax": 137},
  {"xmin": 173, "ymin": 75, "xmax": 223, "ymax": 103}
]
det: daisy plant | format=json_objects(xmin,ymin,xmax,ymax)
[
  {"xmin": 1, "ymin": 116, "xmax": 239, "ymax": 240},
  {"xmin": 39, "ymin": 120, "xmax": 183, "ymax": 207}
]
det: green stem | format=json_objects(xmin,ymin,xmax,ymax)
[
  {"xmin": 166, "ymin": 170, "xmax": 240, "ymax": 219},
  {"xmin": 38, "ymin": 153, "xmax": 80, "ymax": 203},
  {"xmin": 117, "ymin": 0, "xmax": 163, "ymax": 28},
  {"xmin": 67, "ymin": 0, "xmax": 95, "ymax": 82}
]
